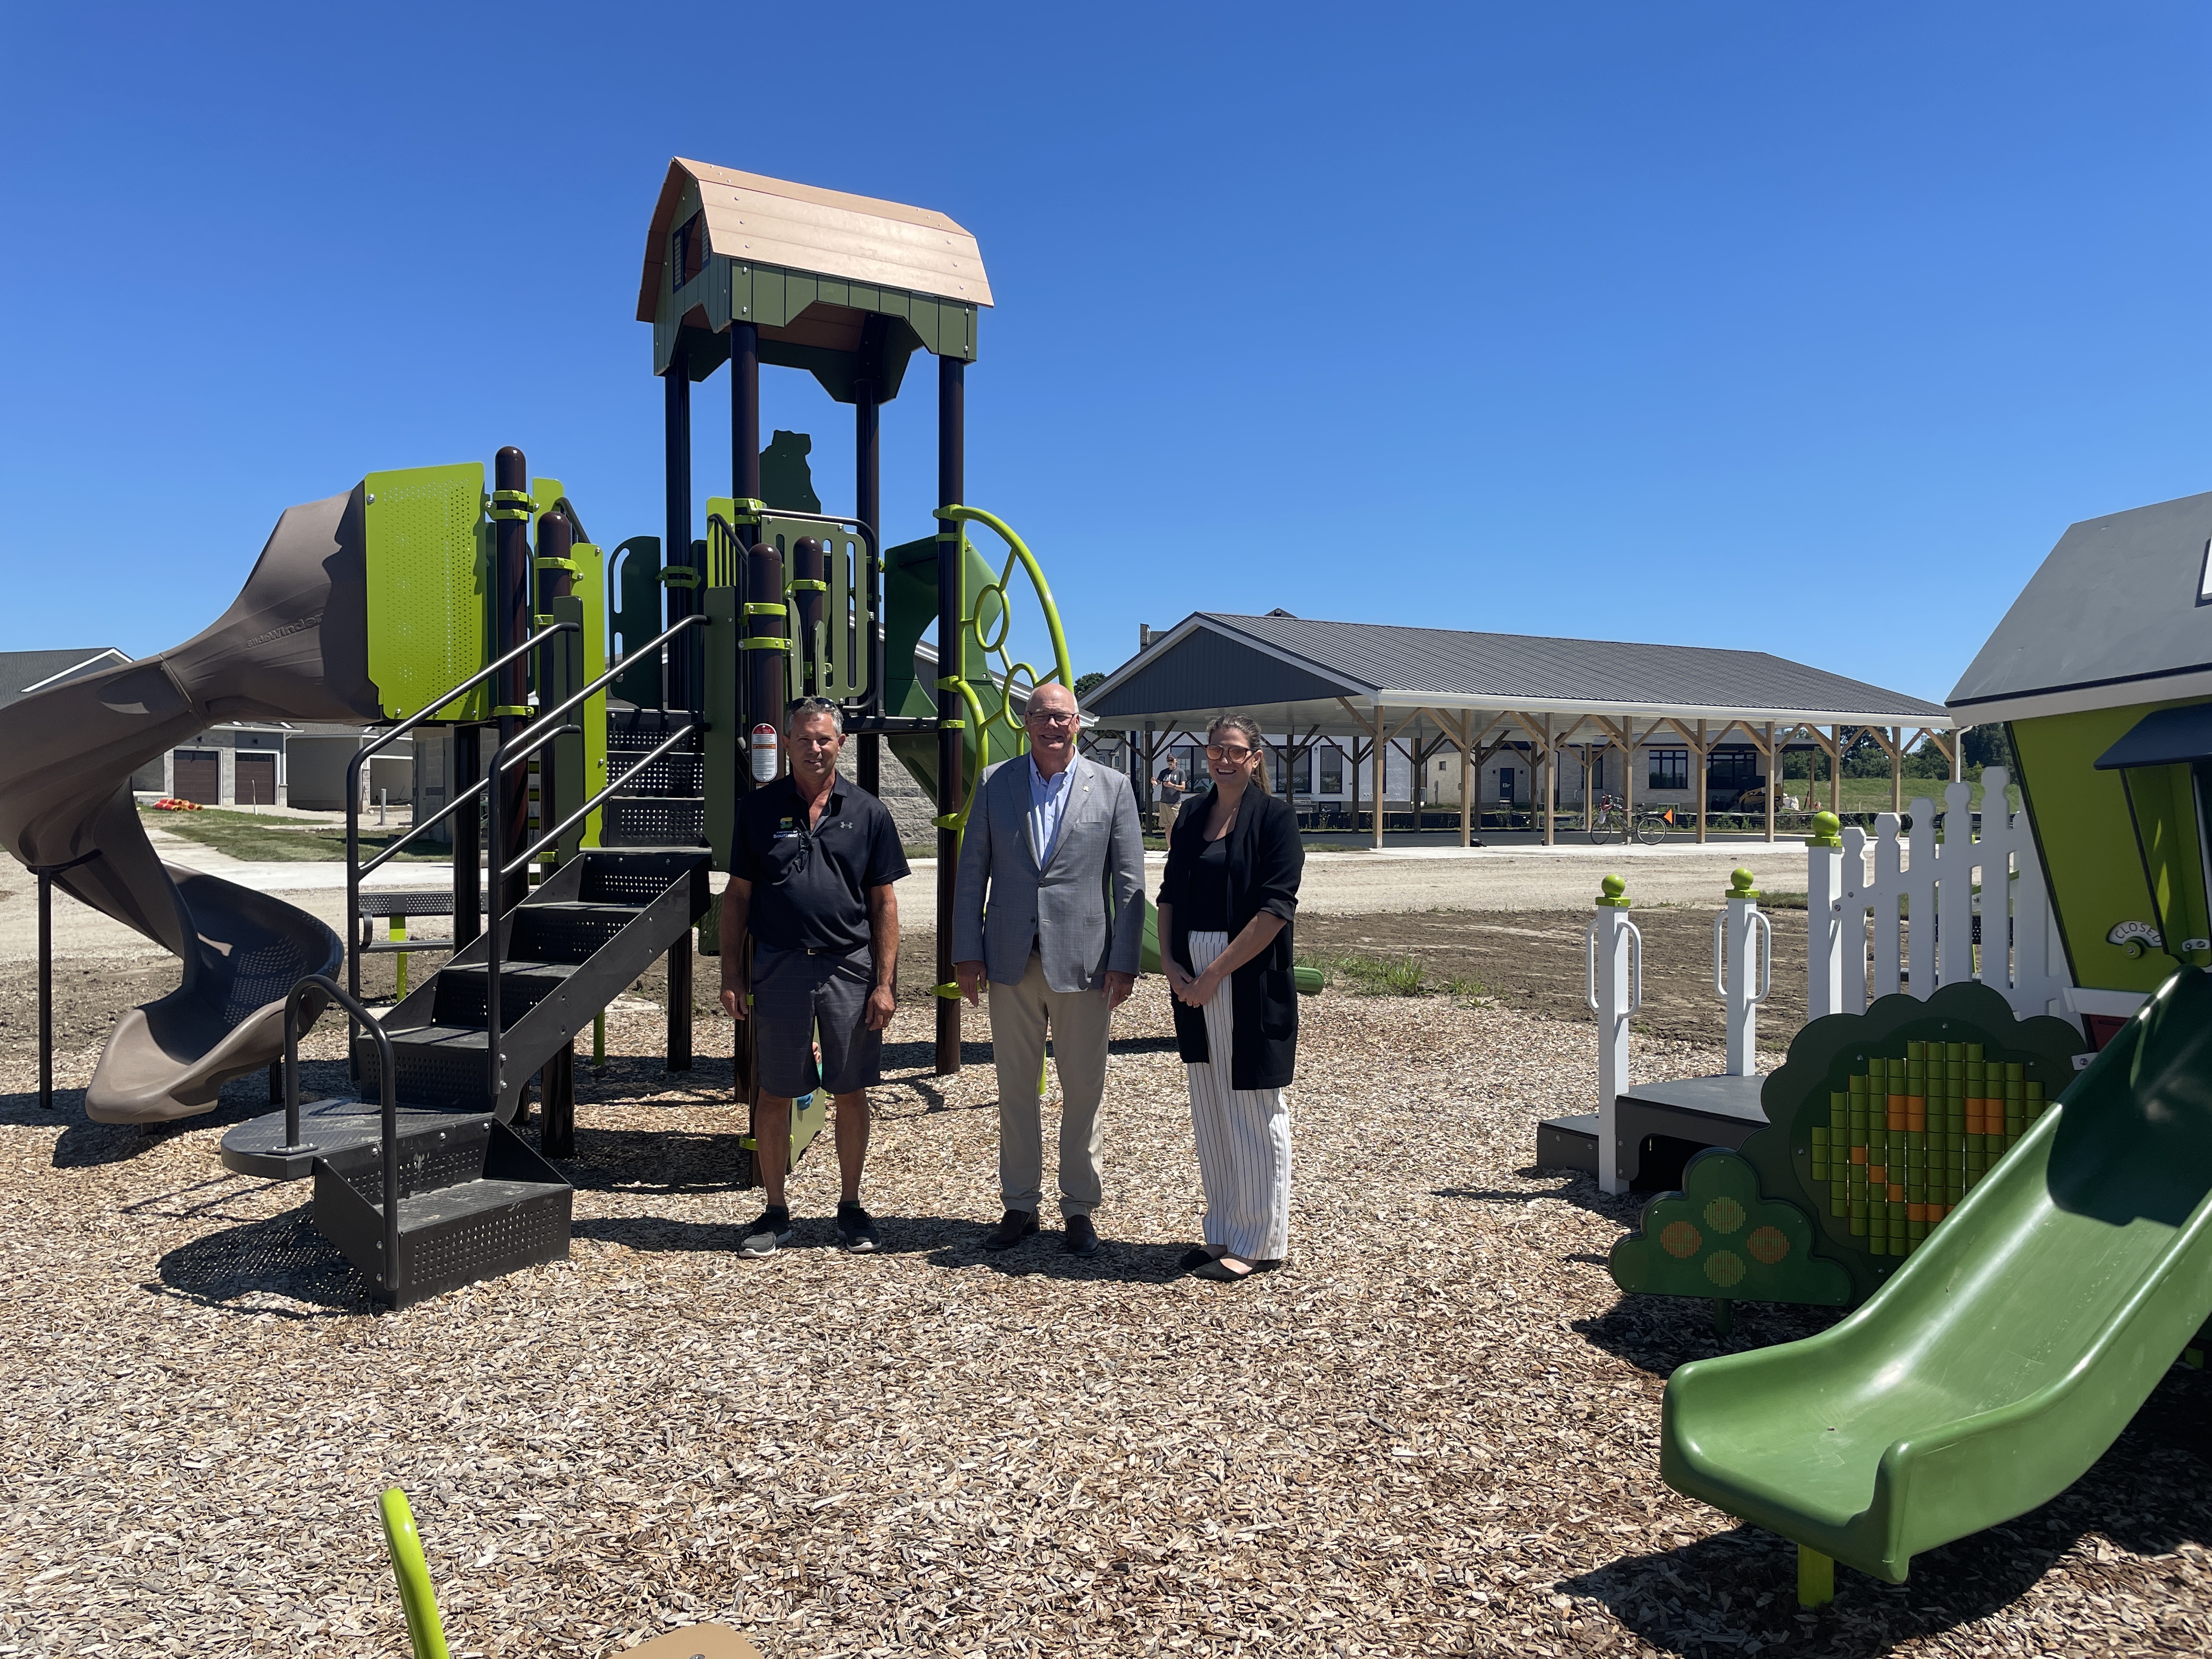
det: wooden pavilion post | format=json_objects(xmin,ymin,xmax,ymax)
[
  {"xmin": 1764, "ymin": 722, "xmax": 1777, "ymax": 843},
  {"xmin": 1456, "ymin": 713, "xmax": 1472, "ymax": 848},
  {"xmin": 1891, "ymin": 725, "xmax": 1904, "ymax": 813},
  {"xmin": 1696, "ymin": 719, "xmax": 1709, "ymax": 844},
  {"xmin": 1372, "ymin": 704, "xmax": 1387, "ymax": 852},
  {"xmin": 1542, "ymin": 714, "xmax": 1556, "ymax": 846},
  {"xmin": 1827, "ymin": 727, "xmax": 1844, "ymax": 816}
]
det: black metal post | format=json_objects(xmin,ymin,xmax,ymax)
[
  {"xmin": 731, "ymin": 537, "xmax": 789, "ymax": 1128},
  {"xmin": 541, "ymin": 1043, "xmax": 574, "ymax": 1160},
  {"xmin": 710, "ymin": 323, "xmax": 763, "ymax": 1092},
  {"xmin": 493, "ymin": 446, "xmax": 533, "ymax": 920},
  {"xmin": 935, "ymin": 355, "xmax": 965, "ymax": 1075},
  {"xmin": 855, "ymin": 348, "xmax": 883, "ymax": 795},
  {"xmin": 453, "ymin": 726, "xmax": 482, "ymax": 948},
  {"xmin": 663, "ymin": 343, "xmax": 692, "ymax": 712},
  {"xmin": 536, "ymin": 509, "xmax": 578, "ymax": 1145},
  {"xmin": 36, "ymin": 870, "xmax": 52, "ymax": 1111},
  {"xmin": 792, "ymin": 538, "xmax": 826, "ymax": 697}
]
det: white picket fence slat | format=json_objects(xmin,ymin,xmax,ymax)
[{"xmin": 1811, "ymin": 767, "xmax": 2069, "ymax": 1022}]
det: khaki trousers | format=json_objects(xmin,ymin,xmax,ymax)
[
  {"xmin": 1159, "ymin": 799, "xmax": 1181, "ymax": 839},
  {"xmin": 989, "ymin": 951, "xmax": 1111, "ymax": 1217}
]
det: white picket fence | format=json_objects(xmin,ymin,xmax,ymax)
[{"xmin": 1805, "ymin": 767, "xmax": 2069, "ymax": 1022}]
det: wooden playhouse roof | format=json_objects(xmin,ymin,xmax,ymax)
[{"xmin": 635, "ymin": 159, "xmax": 993, "ymax": 324}]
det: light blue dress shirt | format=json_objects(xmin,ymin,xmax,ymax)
[{"xmin": 1028, "ymin": 756, "xmax": 1075, "ymax": 866}]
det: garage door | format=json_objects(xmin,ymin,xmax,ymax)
[
  {"xmin": 173, "ymin": 750, "xmax": 220, "ymax": 805},
  {"xmin": 235, "ymin": 751, "xmax": 276, "ymax": 806}
]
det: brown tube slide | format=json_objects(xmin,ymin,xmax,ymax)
[{"xmin": 0, "ymin": 486, "xmax": 385, "ymax": 1121}]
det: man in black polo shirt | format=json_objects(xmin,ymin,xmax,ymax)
[{"xmin": 719, "ymin": 697, "xmax": 909, "ymax": 1257}]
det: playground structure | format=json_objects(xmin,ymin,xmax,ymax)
[
  {"xmin": 1593, "ymin": 488, "xmax": 2212, "ymax": 1602},
  {"xmin": 0, "ymin": 159, "xmax": 1077, "ymax": 1308}
]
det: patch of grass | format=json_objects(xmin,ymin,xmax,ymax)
[
  {"xmin": 137, "ymin": 806, "xmax": 442, "ymax": 862},
  {"xmin": 1440, "ymin": 974, "xmax": 1490, "ymax": 1000},
  {"xmin": 1298, "ymin": 952, "xmax": 1431, "ymax": 997},
  {"xmin": 1762, "ymin": 890, "xmax": 1809, "ymax": 910}
]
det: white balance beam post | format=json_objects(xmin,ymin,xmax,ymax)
[
  {"xmin": 1804, "ymin": 810, "xmax": 1844, "ymax": 1018},
  {"xmin": 1585, "ymin": 873, "xmax": 1641, "ymax": 1195},
  {"xmin": 1712, "ymin": 868, "xmax": 1774, "ymax": 1076}
]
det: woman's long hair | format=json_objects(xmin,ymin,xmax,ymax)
[{"xmin": 1207, "ymin": 713, "xmax": 1270, "ymax": 795}]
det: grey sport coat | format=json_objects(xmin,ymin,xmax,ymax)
[{"xmin": 951, "ymin": 752, "xmax": 1147, "ymax": 992}]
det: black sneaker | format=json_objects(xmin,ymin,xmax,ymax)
[
  {"xmin": 837, "ymin": 1201, "xmax": 880, "ymax": 1254},
  {"xmin": 737, "ymin": 1206, "xmax": 793, "ymax": 1259}
]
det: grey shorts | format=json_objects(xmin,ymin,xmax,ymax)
[{"xmin": 751, "ymin": 943, "xmax": 882, "ymax": 1098}]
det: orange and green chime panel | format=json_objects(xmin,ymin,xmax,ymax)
[{"xmin": 1806, "ymin": 1041, "xmax": 2048, "ymax": 1259}]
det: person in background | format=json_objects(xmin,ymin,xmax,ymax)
[
  {"xmin": 719, "ymin": 698, "xmax": 908, "ymax": 1259},
  {"xmin": 1155, "ymin": 754, "xmax": 1189, "ymax": 839},
  {"xmin": 1156, "ymin": 713, "xmax": 1304, "ymax": 1282},
  {"xmin": 952, "ymin": 681, "xmax": 1147, "ymax": 1256}
]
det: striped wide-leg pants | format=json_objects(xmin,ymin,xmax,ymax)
[{"xmin": 1185, "ymin": 930, "xmax": 1293, "ymax": 1261}]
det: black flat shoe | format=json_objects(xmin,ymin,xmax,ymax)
[
  {"xmin": 1064, "ymin": 1215, "xmax": 1101, "ymax": 1257},
  {"xmin": 981, "ymin": 1209, "xmax": 1038, "ymax": 1251}
]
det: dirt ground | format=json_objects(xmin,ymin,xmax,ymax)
[{"xmin": 1295, "ymin": 907, "xmax": 1808, "ymax": 1050}]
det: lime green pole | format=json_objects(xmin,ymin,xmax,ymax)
[
  {"xmin": 379, "ymin": 1488, "xmax": 450, "ymax": 1659},
  {"xmin": 1797, "ymin": 1544, "xmax": 1835, "ymax": 1607}
]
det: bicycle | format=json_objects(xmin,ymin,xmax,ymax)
[{"xmin": 1588, "ymin": 794, "xmax": 1673, "ymax": 846}]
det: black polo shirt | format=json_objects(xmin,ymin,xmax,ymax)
[{"xmin": 730, "ymin": 774, "xmax": 909, "ymax": 952}]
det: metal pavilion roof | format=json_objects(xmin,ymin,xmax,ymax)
[{"xmin": 1085, "ymin": 612, "xmax": 1951, "ymax": 736}]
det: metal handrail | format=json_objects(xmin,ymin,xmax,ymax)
[
  {"xmin": 283, "ymin": 973, "xmax": 400, "ymax": 1299},
  {"xmin": 483, "ymin": 611, "xmax": 707, "ymax": 1108},
  {"xmin": 345, "ymin": 624, "xmax": 579, "ymax": 1013}
]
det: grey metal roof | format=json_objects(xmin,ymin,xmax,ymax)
[
  {"xmin": 1087, "ymin": 613, "xmax": 1949, "ymax": 726},
  {"xmin": 1949, "ymin": 490, "xmax": 2212, "ymax": 717},
  {"xmin": 0, "ymin": 647, "xmax": 129, "ymax": 710}
]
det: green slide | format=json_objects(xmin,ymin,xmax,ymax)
[{"xmin": 1662, "ymin": 966, "xmax": 2212, "ymax": 1584}]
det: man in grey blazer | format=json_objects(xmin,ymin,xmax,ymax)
[{"xmin": 952, "ymin": 680, "xmax": 1146, "ymax": 1256}]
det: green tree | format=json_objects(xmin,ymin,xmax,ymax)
[{"xmin": 1074, "ymin": 671, "xmax": 1106, "ymax": 701}]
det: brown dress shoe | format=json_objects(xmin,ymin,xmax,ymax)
[{"xmin": 981, "ymin": 1210, "xmax": 1038, "ymax": 1251}]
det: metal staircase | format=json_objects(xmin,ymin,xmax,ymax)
[{"xmin": 219, "ymin": 609, "xmax": 709, "ymax": 1308}]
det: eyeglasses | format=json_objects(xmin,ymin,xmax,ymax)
[
  {"xmin": 1205, "ymin": 743, "xmax": 1255, "ymax": 761},
  {"xmin": 1024, "ymin": 708, "xmax": 1078, "ymax": 727}
]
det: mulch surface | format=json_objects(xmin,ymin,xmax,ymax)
[{"xmin": 2, "ymin": 972, "xmax": 2207, "ymax": 1656}]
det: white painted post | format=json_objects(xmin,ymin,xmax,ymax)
[
  {"xmin": 1713, "ymin": 869, "xmax": 1773, "ymax": 1075},
  {"xmin": 1804, "ymin": 810, "xmax": 1844, "ymax": 1018},
  {"xmin": 1937, "ymin": 780, "xmax": 1976, "ymax": 987},
  {"xmin": 1585, "ymin": 873, "xmax": 1642, "ymax": 1195},
  {"xmin": 1903, "ymin": 799, "xmax": 1935, "ymax": 995}
]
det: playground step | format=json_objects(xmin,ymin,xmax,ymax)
[
  {"xmin": 219, "ymin": 1097, "xmax": 490, "ymax": 1181},
  {"xmin": 311, "ymin": 1117, "xmax": 571, "ymax": 1308},
  {"xmin": 600, "ymin": 795, "xmax": 705, "ymax": 847},
  {"xmin": 433, "ymin": 961, "xmax": 580, "ymax": 1029},
  {"xmin": 510, "ymin": 900, "xmax": 649, "ymax": 964}
]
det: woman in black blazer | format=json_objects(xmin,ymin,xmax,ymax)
[{"xmin": 1155, "ymin": 713, "xmax": 1305, "ymax": 1280}]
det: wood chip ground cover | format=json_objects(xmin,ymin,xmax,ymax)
[{"xmin": 3, "ymin": 981, "xmax": 2208, "ymax": 1657}]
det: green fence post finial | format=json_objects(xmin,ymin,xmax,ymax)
[
  {"xmin": 1727, "ymin": 867, "xmax": 1759, "ymax": 901},
  {"xmin": 1806, "ymin": 811, "xmax": 1843, "ymax": 849},
  {"xmin": 1596, "ymin": 873, "xmax": 1631, "ymax": 909}
]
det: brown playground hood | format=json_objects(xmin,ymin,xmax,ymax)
[{"xmin": 0, "ymin": 488, "xmax": 380, "ymax": 1121}]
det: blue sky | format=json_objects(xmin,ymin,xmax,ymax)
[{"xmin": 3, "ymin": 3, "xmax": 2207, "ymax": 705}]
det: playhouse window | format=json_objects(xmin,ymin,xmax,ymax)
[{"xmin": 672, "ymin": 212, "xmax": 707, "ymax": 291}]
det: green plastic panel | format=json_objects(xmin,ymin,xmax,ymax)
[
  {"xmin": 2010, "ymin": 703, "xmax": 2212, "ymax": 992},
  {"xmin": 703, "ymin": 588, "xmax": 737, "ymax": 874},
  {"xmin": 1611, "ymin": 1149, "xmax": 1850, "ymax": 1307},
  {"xmin": 363, "ymin": 464, "xmax": 489, "ymax": 721}
]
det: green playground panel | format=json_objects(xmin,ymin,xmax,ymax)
[
  {"xmin": 1808, "ymin": 1043, "xmax": 2050, "ymax": 1262},
  {"xmin": 1610, "ymin": 1149, "xmax": 1850, "ymax": 1318},
  {"xmin": 363, "ymin": 463, "xmax": 492, "ymax": 723},
  {"xmin": 2010, "ymin": 703, "xmax": 2212, "ymax": 992}
]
